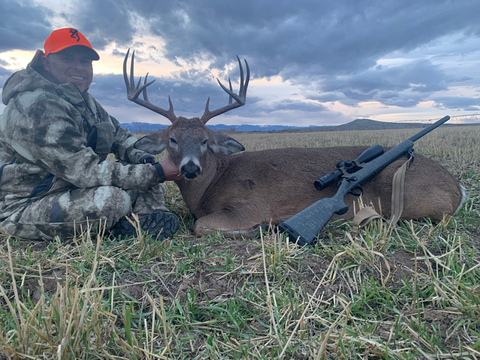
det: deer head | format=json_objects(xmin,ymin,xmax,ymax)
[{"xmin": 124, "ymin": 50, "xmax": 249, "ymax": 179}]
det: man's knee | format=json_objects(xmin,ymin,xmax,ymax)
[
  {"xmin": 42, "ymin": 186, "xmax": 133, "ymax": 227},
  {"xmin": 92, "ymin": 186, "xmax": 132, "ymax": 221}
]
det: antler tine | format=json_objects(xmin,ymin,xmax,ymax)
[
  {"xmin": 200, "ymin": 56, "xmax": 250, "ymax": 124},
  {"xmin": 227, "ymin": 78, "xmax": 233, "ymax": 105},
  {"xmin": 130, "ymin": 50, "xmax": 137, "ymax": 90},
  {"xmin": 123, "ymin": 49, "xmax": 177, "ymax": 123},
  {"xmin": 142, "ymin": 73, "xmax": 151, "ymax": 102}
]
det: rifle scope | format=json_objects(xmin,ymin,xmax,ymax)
[{"xmin": 314, "ymin": 144, "xmax": 384, "ymax": 191}]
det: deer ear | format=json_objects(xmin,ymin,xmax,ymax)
[
  {"xmin": 134, "ymin": 133, "xmax": 167, "ymax": 154},
  {"xmin": 208, "ymin": 132, "xmax": 245, "ymax": 155}
]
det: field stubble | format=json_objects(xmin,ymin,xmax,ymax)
[{"xmin": 1, "ymin": 126, "xmax": 479, "ymax": 359}]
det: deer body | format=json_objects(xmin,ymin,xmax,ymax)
[
  {"xmin": 178, "ymin": 145, "xmax": 462, "ymax": 236},
  {"xmin": 124, "ymin": 52, "xmax": 463, "ymax": 237},
  {"xmin": 136, "ymin": 126, "xmax": 463, "ymax": 236}
]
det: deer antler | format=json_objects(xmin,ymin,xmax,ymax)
[
  {"xmin": 200, "ymin": 56, "xmax": 250, "ymax": 124},
  {"xmin": 123, "ymin": 49, "xmax": 177, "ymax": 123}
]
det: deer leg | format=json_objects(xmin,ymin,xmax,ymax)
[{"xmin": 193, "ymin": 207, "xmax": 266, "ymax": 238}]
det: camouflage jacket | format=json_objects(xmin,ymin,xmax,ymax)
[{"xmin": 0, "ymin": 52, "xmax": 163, "ymax": 218}]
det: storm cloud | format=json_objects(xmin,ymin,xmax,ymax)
[{"xmin": 1, "ymin": 0, "xmax": 480, "ymax": 125}]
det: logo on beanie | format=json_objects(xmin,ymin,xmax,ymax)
[{"xmin": 69, "ymin": 28, "xmax": 81, "ymax": 42}]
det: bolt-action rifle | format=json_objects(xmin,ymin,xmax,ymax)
[{"xmin": 278, "ymin": 115, "xmax": 451, "ymax": 246}]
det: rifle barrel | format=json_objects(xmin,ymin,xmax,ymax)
[{"xmin": 408, "ymin": 115, "xmax": 450, "ymax": 143}]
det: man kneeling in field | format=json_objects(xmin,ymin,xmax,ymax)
[{"xmin": 0, "ymin": 28, "xmax": 181, "ymax": 241}]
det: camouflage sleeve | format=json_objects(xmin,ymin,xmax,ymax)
[
  {"xmin": 109, "ymin": 115, "xmax": 149, "ymax": 163},
  {"xmin": 13, "ymin": 98, "xmax": 163, "ymax": 190}
]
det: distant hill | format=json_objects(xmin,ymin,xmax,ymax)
[
  {"xmin": 121, "ymin": 122, "xmax": 309, "ymax": 133},
  {"xmin": 336, "ymin": 119, "xmax": 428, "ymax": 130},
  {"xmin": 122, "ymin": 118, "xmax": 475, "ymax": 134},
  {"xmin": 296, "ymin": 119, "xmax": 431, "ymax": 132}
]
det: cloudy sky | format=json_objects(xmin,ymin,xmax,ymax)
[{"xmin": 1, "ymin": 0, "xmax": 480, "ymax": 126}]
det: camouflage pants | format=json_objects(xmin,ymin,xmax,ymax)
[{"xmin": 0, "ymin": 184, "xmax": 168, "ymax": 241}]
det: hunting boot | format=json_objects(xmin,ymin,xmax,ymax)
[{"xmin": 110, "ymin": 212, "xmax": 179, "ymax": 241}]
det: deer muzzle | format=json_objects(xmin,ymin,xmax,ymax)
[{"xmin": 181, "ymin": 162, "xmax": 202, "ymax": 179}]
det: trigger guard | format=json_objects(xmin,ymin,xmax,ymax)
[{"xmin": 348, "ymin": 185, "xmax": 364, "ymax": 197}]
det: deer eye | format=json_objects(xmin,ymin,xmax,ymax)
[
  {"xmin": 202, "ymin": 139, "xmax": 208, "ymax": 145},
  {"xmin": 170, "ymin": 138, "xmax": 177, "ymax": 144}
]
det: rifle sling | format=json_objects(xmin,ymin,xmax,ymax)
[
  {"xmin": 351, "ymin": 156, "xmax": 413, "ymax": 233},
  {"xmin": 352, "ymin": 206, "xmax": 381, "ymax": 233},
  {"xmin": 390, "ymin": 157, "xmax": 413, "ymax": 224}
]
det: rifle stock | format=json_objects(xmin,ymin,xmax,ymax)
[
  {"xmin": 278, "ymin": 115, "xmax": 451, "ymax": 246},
  {"xmin": 278, "ymin": 194, "xmax": 348, "ymax": 246}
]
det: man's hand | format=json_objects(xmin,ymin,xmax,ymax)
[
  {"xmin": 160, "ymin": 157, "xmax": 183, "ymax": 181},
  {"xmin": 138, "ymin": 154, "xmax": 182, "ymax": 182},
  {"xmin": 138, "ymin": 154, "xmax": 158, "ymax": 164}
]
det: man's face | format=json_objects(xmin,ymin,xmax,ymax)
[{"xmin": 41, "ymin": 46, "xmax": 94, "ymax": 93}]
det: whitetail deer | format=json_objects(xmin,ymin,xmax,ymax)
[{"xmin": 124, "ymin": 51, "xmax": 463, "ymax": 237}]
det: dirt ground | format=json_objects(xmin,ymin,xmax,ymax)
[
  {"xmin": 16, "ymin": 237, "xmax": 428, "ymax": 303},
  {"xmin": 16, "ymin": 235, "xmax": 458, "ymax": 347}
]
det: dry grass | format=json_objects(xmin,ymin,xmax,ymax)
[{"xmin": 1, "ymin": 125, "xmax": 480, "ymax": 359}]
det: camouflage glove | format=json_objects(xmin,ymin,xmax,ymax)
[{"xmin": 138, "ymin": 154, "xmax": 165, "ymax": 182}]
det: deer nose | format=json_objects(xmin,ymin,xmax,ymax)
[{"xmin": 181, "ymin": 162, "xmax": 201, "ymax": 179}]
